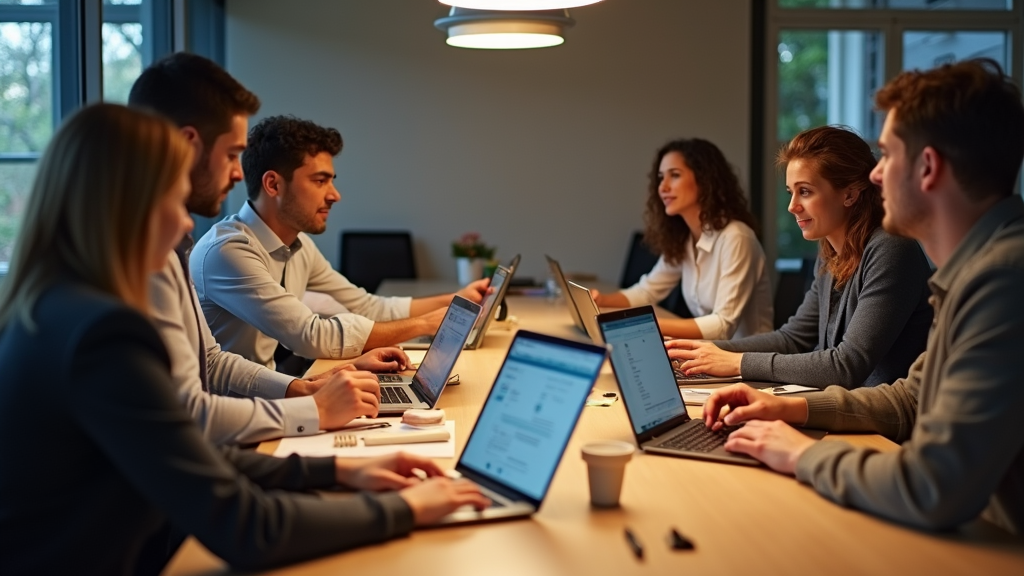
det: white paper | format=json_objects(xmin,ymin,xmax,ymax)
[
  {"xmin": 679, "ymin": 388, "xmax": 714, "ymax": 405},
  {"xmin": 273, "ymin": 418, "xmax": 456, "ymax": 458},
  {"xmin": 403, "ymin": 349, "xmax": 427, "ymax": 368}
]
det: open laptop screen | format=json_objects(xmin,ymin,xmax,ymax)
[
  {"xmin": 458, "ymin": 333, "xmax": 605, "ymax": 501},
  {"xmin": 601, "ymin": 311, "xmax": 687, "ymax": 435},
  {"xmin": 467, "ymin": 266, "xmax": 509, "ymax": 343},
  {"xmin": 414, "ymin": 296, "xmax": 480, "ymax": 400}
]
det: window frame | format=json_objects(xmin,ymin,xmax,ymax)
[{"xmin": 758, "ymin": 2, "xmax": 1024, "ymax": 271}]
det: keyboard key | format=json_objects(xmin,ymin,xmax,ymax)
[{"xmin": 659, "ymin": 423, "xmax": 737, "ymax": 453}]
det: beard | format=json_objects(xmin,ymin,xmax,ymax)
[
  {"xmin": 881, "ymin": 175, "xmax": 926, "ymax": 240},
  {"xmin": 187, "ymin": 154, "xmax": 233, "ymax": 218},
  {"xmin": 280, "ymin": 194, "xmax": 329, "ymax": 235}
]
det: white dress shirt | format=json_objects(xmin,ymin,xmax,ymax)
[
  {"xmin": 190, "ymin": 201, "xmax": 412, "ymax": 367},
  {"xmin": 620, "ymin": 220, "xmax": 773, "ymax": 340},
  {"xmin": 148, "ymin": 243, "xmax": 320, "ymax": 445}
]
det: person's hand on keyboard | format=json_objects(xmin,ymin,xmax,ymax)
[
  {"xmin": 350, "ymin": 346, "xmax": 411, "ymax": 373},
  {"xmin": 665, "ymin": 339, "xmax": 743, "ymax": 377},
  {"xmin": 702, "ymin": 383, "xmax": 809, "ymax": 430},
  {"xmin": 722, "ymin": 420, "xmax": 817, "ymax": 474}
]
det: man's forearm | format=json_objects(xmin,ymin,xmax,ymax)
[
  {"xmin": 363, "ymin": 317, "xmax": 432, "ymax": 351},
  {"xmin": 408, "ymin": 294, "xmax": 452, "ymax": 317}
]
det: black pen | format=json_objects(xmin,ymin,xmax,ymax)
[
  {"xmin": 344, "ymin": 422, "xmax": 391, "ymax": 432},
  {"xmin": 624, "ymin": 527, "xmax": 643, "ymax": 560}
]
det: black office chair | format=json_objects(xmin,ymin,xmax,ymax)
[
  {"xmin": 773, "ymin": 257, "xmax": 816, "ymax": 329},
  {"xmin": 338, "ymin": 231, "xmax": 417, "ymax": 294},
  {"xmin": 618, "ymin": 231, "xmax": 692, "ymax": 318}
]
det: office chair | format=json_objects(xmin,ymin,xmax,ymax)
[
  {"xmin": 773, "ymin": 257, "xmax": 816, "ymax": 329},
  {"xmin": 338, "ymin": 231, "xmax": 417, "ymax": 294},
  {"xmin": 618, "ymin": 231, "xmax": 692, "ymax": 318}
]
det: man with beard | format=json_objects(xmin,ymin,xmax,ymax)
[
  {"xmin": 191, "ymin": 115, "xmax": 488, "ymax": 370},
  {"xmin": 130, "ymin": 54, "xmax": 398, "ymax": 446},
  {"xmin": 697, "ymin": 58, "xmax": 1024, "ymax": 534}
]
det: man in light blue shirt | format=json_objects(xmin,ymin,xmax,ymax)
[{"xmin": 191, "ymin": 115, "xmax": 488, "ymax": 369}]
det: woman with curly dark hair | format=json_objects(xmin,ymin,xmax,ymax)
[
  {"xmin": 595, "ymin": 138, "xmax": 773, "ymax": 340},
  {"xmin": 667, "ymin": 126, "xmax": 933, "ymax": 389}
]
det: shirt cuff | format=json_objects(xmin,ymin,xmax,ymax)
[
  {"xmin": 338, "ymin": 313, "xmax": 376, "ymax": 358},
  {"xmin": 251, "ymin": 367, "xmax": 299, "ymax": 400},
  {"xmin": 693, "ymin": 314, "xmax": 726, "ymax": 340},
  {"xmin": 282, "ymin": 396, "xmax": 321, "ymax": 436},
  {"xmin": 387, "ymin": 296, "xmax": 412, "ymax": 320},
  {"xmin": 803, "ymin": 391, "xmax": 839, "ymax": 430},
  {"xmin": 619, "ymin": 286, "xmax": 648, "ymax": 307}
]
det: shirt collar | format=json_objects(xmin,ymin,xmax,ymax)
[
  {"xmin": 238, "ymin": 201, "xmax": 303, "ymax": 257},
  {"xmin": 694, "ymin": 226, "xmax": 721, "ymax": 254},
  {"xmin": 929, "ymin": 194, "xmax": 1024, "ymax": 295}
]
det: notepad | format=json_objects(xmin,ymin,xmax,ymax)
[{"xmin": 273, "ymin": 418, "xmax": 456, "ymax": 458}]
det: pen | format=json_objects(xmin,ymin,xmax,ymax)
[
  {"xmin": 344, "ymin": 422, "xmax": 391, "ymax": 432},
  {"xmin": 624, "ymin": 527, "xmax": 643, "ymax": 560}
]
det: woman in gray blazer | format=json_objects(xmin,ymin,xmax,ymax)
[
  {"xmin": 0, "ymin": 104, "xmax": 487, "ymax": 576},
  {"xmin": 667, "ymin": 126, "xmax": 932, "ymax": 389}
]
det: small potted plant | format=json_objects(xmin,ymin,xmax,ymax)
[{"xmin": 451, "ymin": 232, "xmax": 495, "ymax": 285}]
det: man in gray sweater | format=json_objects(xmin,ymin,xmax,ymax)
[{"xmin": 702, "ymin": 58, "xmax": 1024, "ymax": 535}]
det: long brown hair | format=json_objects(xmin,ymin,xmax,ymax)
[
  {"xmin": 643, "ymin": 138, "xmax": 758, "ymax": 265},
  {"xmin": 0, "ymin": 103, "xmax": 192, "ymax": 329},
  {"xmin": 776, "ymin": 126, "xmax": 883, "ymax": 288}
]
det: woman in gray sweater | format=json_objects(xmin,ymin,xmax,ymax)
[{"xmin": 667, "ymin": 126, "xmax": 932, "ymax": 389}]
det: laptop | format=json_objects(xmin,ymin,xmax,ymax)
[
  {"xmin": 375, "ymin": 295, "xmax": 481, "ymax": 415},
  {"xmin": 401, "ymin": 265, "xmax": 512, "ymax": 350},
  {"xmin": 544, "ymin": 255, "xmax": 587, "ymax": 334},
  {"xmin": 597, "ymin": 305, "xmax": 826, "ymax": 466},
  {"xmin": 565, "ymin": 280, "xmax": 604, "ymax": 344},
  {"xmin": 432, "ymin": 330, "xmax": 607, "ymax": 526}
]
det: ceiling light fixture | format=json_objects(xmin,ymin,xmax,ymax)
[
  {"xmin": 434, "ymin": 8, "xmax": 575, "ymax": 50},
  {"xmin": 439, "ymin": 1, "xmax": 601, "ymax": 9}
]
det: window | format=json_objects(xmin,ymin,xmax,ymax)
[
  {"xmin": 762, "ymin": 1, "xmax": 1023, "ymax": 269},
  {"xmin": 0, "ymin": 0, "xmax": 185, "ymax": 271}
]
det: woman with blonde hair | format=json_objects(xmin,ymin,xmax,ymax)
[
  {"xmin": 595, "ymin": 138, "xmax": 773, "ymax": 339},
  {"xmin": 668, "ymin": 126, "xmax": 932, "ymax": 388},
  {"xmin": 0, "ymin": 103, "xmax": 487, "ymax": 575}
]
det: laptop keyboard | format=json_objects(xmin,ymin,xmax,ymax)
[
  {"xmin": 377, "ymin": 374, "xmax": 404, "ymax": 383},
  {"xmin": 671, "ymin": 359, "xmax": 719, "ymax": 382},
  {"xmin": 381, "ymin": 386, "xmax": 412, "ymax": 405},
  {"xmin": 658, "ymin": 423, "xmax": 738, "ymax": 453}
]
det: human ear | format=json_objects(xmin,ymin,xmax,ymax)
[
  {"xmin": 262, "ymin": 171, "xmax": 283, "ymax": 198},
  {"xmin": 918, "ymin": 146, "xmax": 942, "ymax": 193},
  {"xmin": 179, "ymin": 126, "xmax": 203, "ymax": 167}
]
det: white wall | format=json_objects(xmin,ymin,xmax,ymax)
[{"xmin": 224, "ymin": 0, "xmax": 751, "ymax": 285}]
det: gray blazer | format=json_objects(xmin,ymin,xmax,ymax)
[{"xmin": 716, "ymin": 228, "xmax": 933, "ymax": 388}]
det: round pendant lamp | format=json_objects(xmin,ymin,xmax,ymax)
[
  {"xmin": 434, "ymin": 8, "xmax": 575, "ymax": 50},
  {"xmin": 439, "ymin": 1, "xmax": 601, "ymax": 9}
]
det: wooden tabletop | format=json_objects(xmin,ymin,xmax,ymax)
[{"xmin": 163, "ymin": 294, "xmax": 1024, "ymax": 576}]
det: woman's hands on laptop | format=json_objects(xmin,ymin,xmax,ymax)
[
  {"xmin": 334, "ymin": 453, "xmax": 490, "ymax": 524},
  {"xmin": 665, "ymin": 339, "xmax": 742, "ymax": 377},
  {"xmin": 703, "ymin": 384, "xmax": 815, "ymax": 474}
]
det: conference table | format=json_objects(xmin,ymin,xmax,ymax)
[{"xmin": 164, "ymin": 282, "xmax": 1024, "ymax": 576}]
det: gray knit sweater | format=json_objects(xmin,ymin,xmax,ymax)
[{"xmin": 715, "ymin": 228, "xmax": 932, "ymax": 388}]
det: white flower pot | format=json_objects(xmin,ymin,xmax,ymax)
[{"xmin": 455, "ymin": 257, "xmax": 484, "ymax": 285}]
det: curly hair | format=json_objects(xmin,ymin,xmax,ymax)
[
  {"xmin": 243, "ymin": 115, "xmax": 343, "ymax": 200},
  {"xmin": 642, "ymin": 139, "xmax": 758, "ymax": 265},
  {"xmin": 875, "ymin": 58, "xmax": 1024, "ymax": 201},
  {"xmin": 776, "ymin": 126, "xmax": 883, "ymax": 289}
]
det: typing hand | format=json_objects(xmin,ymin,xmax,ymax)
[
  {"xmin": 313, "ymin": 369, "xmax": 382, "ymax": 428},
  {"xmin": 665, "ymin": 339, "xmax": 742, "ymax": 377},
  {"xmin": 335, "ymin": 452, "xmax": 445, "ymax": 491},
  {"xmin": 702, "ymin": 384, "xmax": 809, "ymax": 431},
  {"xmin": 400, "ymin": 478, "xmax": 491, "ymax": 525},
  {"xmin": 724, "ymin": 420, "xmax": 816, "ymax": 474},
  {"xmin": 417, "ymin": 306, "xmax": 447, "ymax": 334},
  {"xmin": 352, "ymin": 347, "xmax": 410, "ymax": 373}
]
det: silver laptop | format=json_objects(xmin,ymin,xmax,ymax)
[
  {"xmin": 431, "ymin": 330, "xmax": 607, "ymax": 526},
  {"xmin": 402, "ymin": 265, "xmax": 512, "ymax": 351},
  {"xmin": 376, "ymin": 295, "xmax": 480, "ymax": 415},
  {"xmin": 598, "ymin": 306, "xmax": 825, "ymax": 466},
  {"xmin": 544, "ymin": 254, "xmax": 587, "ymax": 335},
  {"xmin": 565, "ymin": 280, "xmax": 603, "ymax": 344}
]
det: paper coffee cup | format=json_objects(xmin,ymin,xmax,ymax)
[{"xmin": 581, "ymin": 440, "xmax": 635, "ymax": 507}]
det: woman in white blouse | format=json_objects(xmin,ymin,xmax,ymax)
[{"xmin": 595, "ymin": 138, "xmax": 773, "ymax": 340}]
